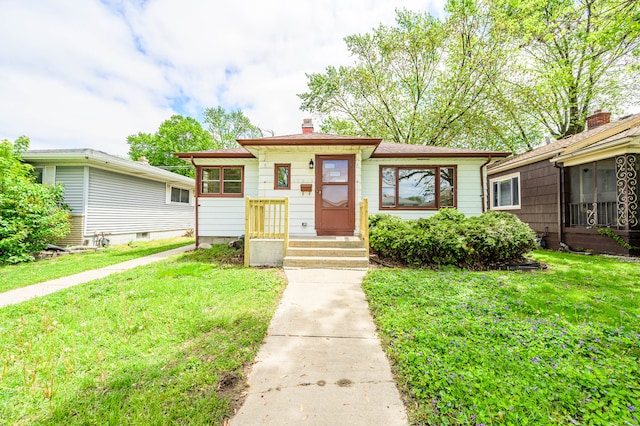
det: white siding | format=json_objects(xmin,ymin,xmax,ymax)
[
  {"xmin": 194, "ymin": 152, "xmax": 489, "ymax": 237},
  {"xmin": 197, "ymin": 161, "xmax": 258, "ymax": 238},
  {"xmin": 86, "ymin": 168, "xmax": 194, "ymax": 235},
  {"xmin": 362, "ymin": 157, "xmax": 486, "ymax": 219},
  {"xmin": 260, "ymin": 152, "xmax": 317, "ymax": 236},
  {"xmin": 55, "ymin": 166, "xmax": 86, "ymax": 214}
]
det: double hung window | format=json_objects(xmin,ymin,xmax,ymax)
[{"xmin": 490, "ymin": 174, "xmax": 520, "ymax": 209}]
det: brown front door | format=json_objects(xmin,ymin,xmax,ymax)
[{"xmin": 315, "ymin": 155, "xmax": 355, "ymax": 236}]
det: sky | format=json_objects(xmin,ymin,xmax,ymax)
[{"xmin": 0, "ymin": 0, "xmax": 444, "ymax": 157}]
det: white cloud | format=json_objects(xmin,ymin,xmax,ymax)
[{"xmin": 0, "ymin": 0, "xmax": 444, "ymax": 156}]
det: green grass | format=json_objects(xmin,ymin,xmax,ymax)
[
  {"xmin": 0, "ymin": 245, "xmax": 285, "ymax": 425},
  {"xmin": 0, "ymin": 237, "xmax": 194, "ymax": 293},
  {"xmin": 363, "ymin": 250, "xmax": 640, "ymax": 425}
]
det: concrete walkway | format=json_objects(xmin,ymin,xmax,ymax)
[
  {"xmin": 231, "ymin": 268, "xmax": 408, "ymax": 425},
  {"xmin": 0, "ymin": 244, "xmax": 195, "ymax": 308}
]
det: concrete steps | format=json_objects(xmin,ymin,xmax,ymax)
[{"xmin": 283, "ymin": 237, "xmax": 369, "ymax": 269}]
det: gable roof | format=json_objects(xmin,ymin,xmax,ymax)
[
  {"xmin": 237, "ymin": 131, "xmax": 382, "ymax": 146},
  {"xmin": 488, "ymin": 113, "xmax": 640, "ymax": 174},
  {"xmin": 22, "ymin": 149, "xmax": 194, "ymax": 187}
]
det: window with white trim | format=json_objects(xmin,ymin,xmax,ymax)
[
  {"xmin": 33, "ymin": 167, "xmax": 44, "ymax": 184},
  {"xmin": 490, "ymin": 173, "xmax": 520, "ymax": 209},
  {"xmin": 170, "ymin": 186, "xmax": 191, "ymax": 204},
  {"xmin": 380, "ymin": 165, "xmax": 456, "ymax": 209}
]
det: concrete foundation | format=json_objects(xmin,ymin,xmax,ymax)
[{"xmin": 249, "ymin": 239, "xmax": 284, "ymax": 267}]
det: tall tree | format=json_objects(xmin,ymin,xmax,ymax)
[
  {"xmin": 0, "ymin": 137, "xmax": 70, "ymax": 264},
  {"xmin": 203, "ymin": 106, "xmax": 263, "ymax": 149},
  {"xmin": 127, "ymin": 115, "xmax": 213, "ymax": 177},
  {"xmin": 299, "ymin": 1, "xmax": 640, "ymax": 151},
  {"xmin": 299, "ymin": 8, "xmax": 524, "ymax": 150},
  {"xmin": 492, "ymin": 0, "xmax": 640, "ymax": 138}
]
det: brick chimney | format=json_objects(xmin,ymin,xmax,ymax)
[
  {"xmin": 587, "ymin": 110, "xmax": 611, "ymax": 130},
  {"xmin": 302, "ymin": 118, "xmax": 314, "ymax": 134}
]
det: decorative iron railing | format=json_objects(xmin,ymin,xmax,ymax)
[
  {"xmin": 568, "ymin": 201, "xmax": 619, "ymax": 227},
  {"xmin": 244, "ymin": 197, "xmax": 289, "ymax": 267}
]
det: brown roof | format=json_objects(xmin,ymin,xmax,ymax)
[
  {"xmin": 237, "ymin": 131, "xmax": 382, "ymax": 147},
  {"xmin": 489, "ymin": 113, "xmax": 640, "ymax": 173},
  {"xmin": 175, "ymin": 139, "xmax": 508, "ymax": 159},
  {"xmin": 371, "ymin": 142, "xmax": 510, "ymax": 158},
  {"xmin": 174, "ymin": 147, "xmax": 254, "ymax": 159}
]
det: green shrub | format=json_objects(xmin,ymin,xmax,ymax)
[
  {"xmin": 369, "ymin": 209, "xmax": 536, "ymax": 268},
  {"xmin": 0, "ymin": 138, "xmax": 70, "ymax": 264}
]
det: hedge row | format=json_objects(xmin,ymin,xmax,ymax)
[{"xmin": 369, "ymin": 209, "xmax": 536, "ymax": 268}]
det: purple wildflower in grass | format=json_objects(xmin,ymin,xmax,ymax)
[
  {"xmin": 570, "ymin": 419, "xmax": 578, "ymax": 425},
  {"xmin": 628, "ymin": 405, "xmax": 635, "ymax": 411},
  {"xmin": 471, "ymin": 414, "xmax": 476, "ymax": 420}
]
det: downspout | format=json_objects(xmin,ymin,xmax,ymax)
[
  {"xmin": 553, "ymin": 161, "xmax": 564, "ymax": 248},
  {"xmin": 480, "ymin": 156, "xmax": 492, "ymax": 212},
  {"xmin": 189, "ymin": 156, "xmax": 199, "ymax": 247}
]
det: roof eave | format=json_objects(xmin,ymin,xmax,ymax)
[
  {"xmin": 23, "ymin": 150, "xmax": 194, "ymax": 186},
  {"xmin": 487, "ymin": 149, "xmax": 565, "ymax": 174},
  {"xmin": 552, "ymin": 138, "xmax": 638, "ymax": 164},
  {"xmin": 237, "ymin": 139, "xmax": 382, "ymax": 147},
  {"xmin": 371, "ymin": 151, "xmax": 510, "ymax": 159},
  {"xmin": 174, "ymin": 152, "xmax": 255, "ymax": 159}
]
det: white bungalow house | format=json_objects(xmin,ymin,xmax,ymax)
[
  {"xmin": 175, "ymin": 119, "xmax": 509, "ymax": 268},
  {"xmin": 22, "ymin": 149, "xmax": 195, "ymax": 247}
]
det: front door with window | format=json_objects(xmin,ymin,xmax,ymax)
[{"xmin": 315, "ymin": 155, "xmax": 355, "ymax": 236}]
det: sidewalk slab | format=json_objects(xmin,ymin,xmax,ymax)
[
  {"xmin": 0, "ymin": 244, "xmax": 195, "ymax": 308},
  {"xmin": 231, "ymin": 268, "xmax": 408, "ymax": 425}
]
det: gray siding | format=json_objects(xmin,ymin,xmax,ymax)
[
  {"xmin": 55, "ymin": 166, "xmax": 86, "ymax": 213},
  {"xmin": 85, "ymin": 168, "xmax": 194, "ymax": 235}
]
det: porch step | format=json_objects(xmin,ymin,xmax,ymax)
[
  {"xmin": 287, "ymin": 237, "xmax": 364, "ymax": 249},
  {"xmin": 283, "ymin": 237, "xmax": 369, "ymax": 270},
  {"xmin": 285, "ymin": 247, "xmax": 367, "ymax": 257}
]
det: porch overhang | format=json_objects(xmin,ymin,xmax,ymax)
[
  {"xmin": 237, "ymin": 134, "xmax": 381, "ymax": 159},
  {"xmin": 551, "ymin": 139, "xmax": 640, "ymax": 166}
]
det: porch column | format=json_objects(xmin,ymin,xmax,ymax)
[{"xmin": 616, "ymin": 154, "xmax": 639, "ymax": 230}]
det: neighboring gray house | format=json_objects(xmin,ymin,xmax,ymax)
[{"xmin": 22, "ymin": 149, "xmax": 195, "ymax": 247}]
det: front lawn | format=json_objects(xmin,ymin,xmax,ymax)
[
  {"xmin": 363, "ymin": 251, "xmax": 640, "ymax": 425},
  {"xmin": 0, "ymin": 246, "xmax": 285, "ymax": 425},
  {"xmin": 0, "ymin": 237, "xmax": 194, "ymax": 293}
]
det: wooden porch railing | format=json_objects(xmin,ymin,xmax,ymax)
[
  {"xmin": 244, "ymin": 197, "xmax": 289, "ymax": 267},
  {"xmin": 359, "ymin": 197, "xmax": 369, "ymax": 258}
]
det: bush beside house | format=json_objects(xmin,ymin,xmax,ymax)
[
  {"xmin": 369, "ymin": 209, "xmax": 536, "ymax": 268},
  {"xmin": 0, "ymin": 139, "xmax": 70, "ymax": 264}
]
